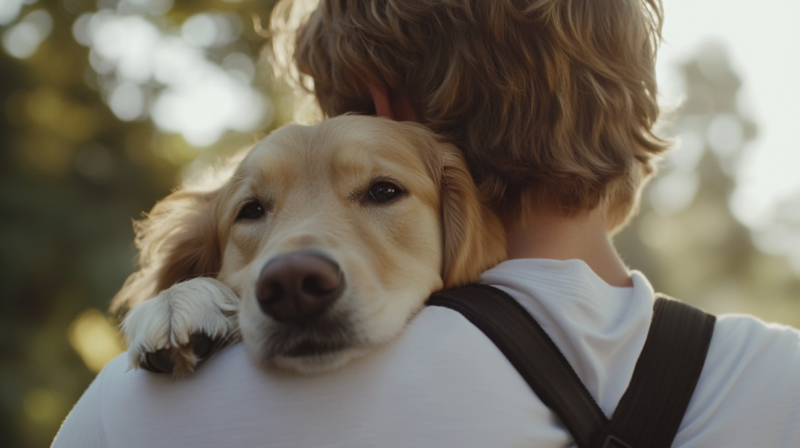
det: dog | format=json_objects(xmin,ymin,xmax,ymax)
[{"xmin": 116, "ymin": 115, "xmax": 506, "ymax": 377}]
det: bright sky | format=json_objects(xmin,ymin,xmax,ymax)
[{"xmin": 657, "ymin": 0, "xmax": 800, "ymax": 229}]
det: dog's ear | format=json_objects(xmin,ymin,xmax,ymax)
[
  {"xmin": 110, "ymin": 189, "xmax": 221, "ymax": 316},
  {"xmin": 435, "ymin": 144, "xmax": 507, "ymax": 288}
]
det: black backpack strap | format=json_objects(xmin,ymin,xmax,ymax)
[
  {"xmin": 604, "ymin": 294, "xmax": 716, "ymax": 448},
  {"xmin": 427, "ymin": 284, "xmax": 608, "ymax": 448},
  {"xmin": 426, "ymin": 285, "xmax": 716, "ymax": 448}
]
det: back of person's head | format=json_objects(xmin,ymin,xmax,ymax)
[{"xmin": 272, "ymin": 0, "xmax": 669, "ymax": 232}]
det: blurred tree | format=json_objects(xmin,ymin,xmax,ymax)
[
  {"xmin": 0, "ymin": 1, "xmax": 283, "ymax": 446},
  {"xmin": 616, "ymin": 42, "xmax": 800, "ymax": 326}
]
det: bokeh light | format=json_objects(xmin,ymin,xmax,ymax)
[
  {"xmin": 0, "ymin": 0, "xmax": 28, "ymax": 26},
  {"xmin": 68, "ymin": 309, "xmax": 125, "ymax": 373},
  {"xmin": 72, "ymin": 5, "xmax": 269, "ymax": 146},
  {"xmin": 2, "ymin": 9, "xmax": 51, "ymax": 59}
]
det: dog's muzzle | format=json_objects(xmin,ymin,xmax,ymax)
[{"xmin": 256, "ymin": 251, "xmax": 345, "ymax": 324}]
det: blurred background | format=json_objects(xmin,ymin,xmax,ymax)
[{"xmin": 0, "ymin": 0, "xmax": 798, "ymax": 446}]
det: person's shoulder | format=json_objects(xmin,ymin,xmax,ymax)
[
  {"xmin": 56, "ymin": 308, "xmax": 558, "ymax": 448},
  {"xmin": 675, "ymin": 313, "xmax": 800, "ymax": 447},
  {"xmin": 716, "ymin": 312, "xmax": 800, "ymax": 337},
  {"xmin": 52, "ymin": 354, "xmax": 132, "ymax": 448},
  {"xmin": 88, "ymin": 305, "xmax": 521, "ymax": 395},
  {"xmin": 97, "ymin": 351, "xmax": 133, "ymax": 381},
  {"xmin": 710, "ymin": 313, "xmax": 800, "ymax": 369}
]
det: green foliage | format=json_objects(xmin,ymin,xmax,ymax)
[
  {"xmin": 615, "ymin": 43, "xmax": 800, "ymax": 326},
  {"xmin": 0, "ymin": 1, "xmax": 283, "ymax": 446}
]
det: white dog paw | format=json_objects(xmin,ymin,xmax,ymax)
[{"xmin": 120, "ymin": 277, "xmax": 240, "ymax": 378}]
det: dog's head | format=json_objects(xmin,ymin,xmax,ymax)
[{"xmin": 114, "ymin": 116, "xmax": 505, "ymax": 372}]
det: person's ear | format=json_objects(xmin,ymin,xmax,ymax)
[
  {"xmin": 363, "ymin": 77, "xmax": 395, "ymax": 119},
  {"xmin": 362, "ymin": 75, "xmax": 418, "ymax": 122}
]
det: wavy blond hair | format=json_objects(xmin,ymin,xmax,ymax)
[{"xmin": 270, "ymin": 0, "xmax": 668, "ymax": 232}]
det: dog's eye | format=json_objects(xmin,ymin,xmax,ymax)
[
  {"xmin": 237, "ymin": 202, "xmax": 265, "ymax": 221},
  {"xmin": 368, "ymin": 182, "xmax": 402, "ymax": 203}
]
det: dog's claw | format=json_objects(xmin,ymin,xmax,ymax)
[
  {"xmin": 139, "ymin": 333, "xmax": 218, "ymax": 375},
  {"xmin": 121, "ymin": 278, "xmax": 241, "ymax": 378},
  {"xmin": 191, "ymin": 333, "xmax": 214, "ymax": 359},
  {"xmin": 142, "ymin": 349, "xmax": 175, "ymax": 374}
]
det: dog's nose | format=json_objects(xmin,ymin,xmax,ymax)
[{"xmin": 256, "ymin": 251, "xmax": 345, "ymax": 323}]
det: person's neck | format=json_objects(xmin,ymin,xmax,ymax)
[{"xmin": 504, "ymin": 206, "xmax": 632, "ymax": 287}]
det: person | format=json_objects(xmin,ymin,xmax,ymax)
[{"xmin": 52, "ymin": 0, "xmax": 800, "ymax": 446}]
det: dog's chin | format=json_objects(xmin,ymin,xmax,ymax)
[
  {"xmin": 270, "ymin": 344, "xmax": 373, "ymax": 374},
  {"xmin": 242, "ymin": 316, "xmax": 374, "ymax": 374}
]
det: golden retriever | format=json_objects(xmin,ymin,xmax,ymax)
[{"xmin": 116, "ymin": 115, "xmax": 505, "ymax": 377}]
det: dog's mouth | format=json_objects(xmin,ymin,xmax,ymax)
[
  {"xmin": 282, "ymin": 339, "xmax": 348, "ymax": 358},
  {"xmin": 264, "ymin": 315, "xmax": 360, "ymax": 361}
]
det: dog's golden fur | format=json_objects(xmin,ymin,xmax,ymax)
[
  {"xmin": 116, "ymin": 116, "xmax": 505, "ymax": 376},
  {"xmin": 270, "ymin": 0, "xmax": 668, "ymax": 233}
]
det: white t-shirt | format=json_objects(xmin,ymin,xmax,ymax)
[{"xmin": 52, "ymin": 259, "xmax": 800, "ymax": 447}]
